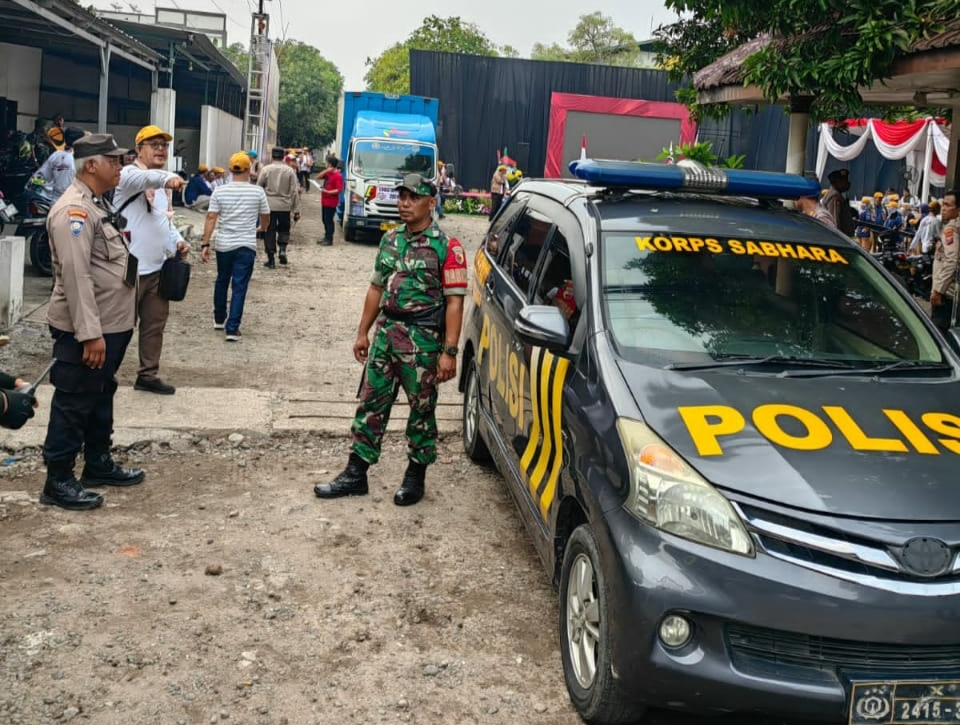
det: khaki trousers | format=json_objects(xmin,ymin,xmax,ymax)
[{"xmin": 136, "ymin": 271, "xmax": 169, "ymax": 381}]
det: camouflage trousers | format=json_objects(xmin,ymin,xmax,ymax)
[{"xmin": 350, "ymin": 319, "xmax": 441, "ymax": 466}]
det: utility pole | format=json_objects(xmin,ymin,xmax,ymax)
[{"xmin": 242, "ymin": 0, "xmax": 271, "ymax": 155}]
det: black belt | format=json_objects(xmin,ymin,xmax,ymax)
[{"xmin": 382, "ymin": 306, "xmax": 444, "ymax": 331}]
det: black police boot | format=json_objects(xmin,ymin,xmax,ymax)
[
  {"xmin": 278, "ymin": 245, "xmax": 288, "ymax": 265},
  {"xmin": 394, "ymin": 461, "xmax": 426, "ymax": 506},
  {"xmin": 40, "ymin": 467, "xmax": 104, "ymax": 511},
  {"xmin": 314, "ymin": 453, "xmax": 369, "ymax": 498},
  {"xmin": 81, "ymin": 453, "xmax": 146, "ymax": 488}
]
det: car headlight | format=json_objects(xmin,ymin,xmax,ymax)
[{"xmin": 616, "ymin": 418, "xmax": 754, "ymax": 556}]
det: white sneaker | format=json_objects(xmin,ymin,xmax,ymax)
[
  {"xmin": 225, "ymin": 331, "xmax": 242, "ymax": 342},
  {"xmin": 213, "ymin": 322, "xmax": 225, "ymax": 330}
]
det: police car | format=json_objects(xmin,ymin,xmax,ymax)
[{"xmin": 459, "ymin": 159, "xmax": 960, "ymax": 724}]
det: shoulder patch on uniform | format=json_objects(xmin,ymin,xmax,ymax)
[
  {"xmin": 70, "ymin": 219, "xmax": 85, "ymax": 236},
  {"xmin": 67, "ymin": 209, "xmax": 88, "ymax": 219},
  {"xmin": 453, "ymin": 244, "xmax": 465, "ymax": 266}
]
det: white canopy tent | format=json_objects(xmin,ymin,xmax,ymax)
[{"xmin": 816, "ymin": 117, "xmax": 950, "ymax": 200}]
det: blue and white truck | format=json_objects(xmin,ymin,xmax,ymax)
[{"xmin": 334, "ymin": 91, "xmax": 440, "ymax": 241}]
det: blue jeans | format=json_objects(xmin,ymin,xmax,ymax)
[{"xmin": 214, "ymin": 247, "xmax": 255, "ymax": 334}]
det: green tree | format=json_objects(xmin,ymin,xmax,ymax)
[
  {"xmin": 275, "ymin": 40, "xmax": 344, "ymax": 148},
  {"xmin": 364, "ymin": 15, "xmax": 506, "ymax": 94},
  {"xmin": 220, "ymin": 42, "xmax": 249, "ymax": 73},
  {"xmin": 655, "ymin": 0, "xmax": 957, "ymax": 121},
  {"xmin": 532, "ymin": 12, "xmax": 639, "ymax": 65}
]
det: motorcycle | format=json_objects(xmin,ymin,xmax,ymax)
[
  {"xmin": 904, "ymin": 251, "xmax": 934, "ymax": 300},
  {"xmin": 9, "ymin": 177, "xmax": 53, "ymax": 277}
]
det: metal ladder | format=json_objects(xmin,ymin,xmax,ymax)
[{"xmin": 242, "ymin": 11, "xmax": 270, "ymax": 155}]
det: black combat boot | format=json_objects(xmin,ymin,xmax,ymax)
[
  {"xmin": 81, "ymin": 453, "xmax": 145, "ymax": 487},
  {"xmin": 314, "ymin": 453, "xmax": 369, "ymax": 498},
  {"xmin": 278, "ymin": 244, "xmax": 288, "ymax": 265},
  {"xmin": 40, "ymin": 465, "xmax": 104, "ymax": 511},
  {"xmin": 393, "ymin": 461, "xmax": 426, "ymax": 507}
]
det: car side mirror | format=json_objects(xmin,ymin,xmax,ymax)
[{"xmin": 513, "ymin": 305, "xmax": 570, "ymax": 351}]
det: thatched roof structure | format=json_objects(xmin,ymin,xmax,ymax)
[{"xmin": 694, "ymin": 19, "xmax": 960, "ymax": 107}]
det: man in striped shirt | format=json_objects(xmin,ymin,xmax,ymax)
[{"xmin": 200, "ymin": 152, "xmax": 270, "ymax": 342}]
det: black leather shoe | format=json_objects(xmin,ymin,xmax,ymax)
[
  {"xmin": 393, "ymin": 463, "xmax": 426, "ymax": 506},
  {"xmin": 315, "ymin": 456, "xmax": 369, "ymax": 498},
  {"xmin": 40, "ymin": 475, "xmax": 104, "ymax": 511},
  {"xmin": 134, "ymin": 377, "xmax": 176, "ymax": 395},
  {"xmin": 81, "ymin": 456, "xmax": 145, "ymax": 488}
]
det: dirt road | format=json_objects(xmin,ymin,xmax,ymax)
[{"xmin": 0, "ymin": 195, "xmax": 813, "ymax": 725}]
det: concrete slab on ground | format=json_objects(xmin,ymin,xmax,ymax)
[{"xmin": 2, "ymin": 385, "xmax": 463, "ymax": 450}]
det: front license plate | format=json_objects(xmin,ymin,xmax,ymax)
[
  {"xmin": 380, "ymin": 222, "xmax": 397, "ymax": 231},
  {"xmin": 850, "ymin": 681, "xmax": 960, "ymax": 724}
]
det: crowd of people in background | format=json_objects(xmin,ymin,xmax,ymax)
[{"xmin": 854, "ymin": 188, "xmax": 942, "ymax": 255}]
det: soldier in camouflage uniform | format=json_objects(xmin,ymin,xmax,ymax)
[{"xmin": 315, "ymin": 173, "xmax": 468, "ymax": 506}]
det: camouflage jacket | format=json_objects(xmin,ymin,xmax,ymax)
[{"xmin": 370, "ymin": 222, "xmax": 468, "ymax": 316}]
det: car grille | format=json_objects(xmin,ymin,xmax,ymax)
[
  {"xmin": 727, "ymin": 624, "xmax": 960, "ymax": 673},
  {"xmin": 735, "ymin": 503, "xmax": 960, "ymax": 585}
]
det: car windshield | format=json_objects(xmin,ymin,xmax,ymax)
[
  {"xmin": 601, "ymin": 232, "xmax": 944, "ymax": 368},
  {"xmin": 350, "ymin": 140, "xmax": 434, "ymax": 179}
]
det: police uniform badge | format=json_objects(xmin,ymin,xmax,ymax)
[
  {"xmin": 67, "ymin": 209, "xmax": 87, "ymax": 237},
  {"xmin": 453, "ymin": 243, "xmax": 465, "ymax": 266}
]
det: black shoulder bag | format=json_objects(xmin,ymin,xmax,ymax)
[{"xmin": 118, "ymin": 190, "xmax": 191, "ymax": 301}]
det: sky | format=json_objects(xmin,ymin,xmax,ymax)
[{"xmin": 91, "ymin": 0, "xmax": 677, "ymax": 89}]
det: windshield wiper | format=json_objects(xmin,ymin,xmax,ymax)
[
  {"xmin": 780, "ymin": 360, "xmax": 953, "ymax": 378},
  {"xmin": 665, "ymin": 355, "xmax": 856, "ymax": 372}
]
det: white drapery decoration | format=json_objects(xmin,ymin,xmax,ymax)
[{"xmin": 816, "ymin": 118, "xmax": 950, "ymax": 201}]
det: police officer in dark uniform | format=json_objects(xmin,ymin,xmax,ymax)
[
  {"xmin": 315, "ymin": 174, "xmax": 469, "ymax": 506},
  {"xmin": 40, "ymin": 133, "xmax": 144, "ymax": 511}
]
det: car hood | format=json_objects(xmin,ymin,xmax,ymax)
[{"xmin": 618, "ymin": 361, "xmax": 960, "ymax": 521}]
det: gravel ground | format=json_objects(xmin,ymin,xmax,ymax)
[{"xmin": 0, "ymin": 194, "xmax": 821, "ymax": 725}]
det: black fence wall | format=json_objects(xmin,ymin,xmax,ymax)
[{"xmin": 410, "ymin": 50, "xmax": 913, "ymax": 200}]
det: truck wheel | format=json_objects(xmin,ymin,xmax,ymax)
[
  {"xmin": 560, "ymin": 525, "xmax": 646, "ymax": 724},
  {"xmin": 30, "ymin": 229, "xmax": 52, "ymax": 277},
  {"xmin": 462, "ymin": 359, "xmax": 491, "ymax": 463}
]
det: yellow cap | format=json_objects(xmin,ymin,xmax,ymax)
[
  {"xmin": 861, "ymin": 196, "xmax": 872, "ymax": 204},
  {"xmin": 229, "ymin": 151, "xmax": 251, "ymax": 172},
  {"xmin": 135, "ymin": 124, "xmax": 173, "ymax": 145},
  {"xmin": 212, "ymin": 166, "xmax": 225, "ymax": 174},
  {"xmin": 889, "ymin": 193, "xmax": 900, "ymax": 201},
  {"xmin": 197, "ymin": 163, "xmax": 209, "ymax": 173},
  {"xmin": 888, "ymin": 201, "xmax": 899, "ymax": 208},
  {"xmin": 874, "ymin": 191, "xmax": 883, "ymax": 198}
]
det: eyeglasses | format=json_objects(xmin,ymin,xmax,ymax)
[{"xmin": 141, "ymin": 141, "xmax": 169, "ymax": 150}]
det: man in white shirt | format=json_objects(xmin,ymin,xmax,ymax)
[
  {"xmin": 35, "ymin": 127, "xmax": 86, "ymax": 202},
  {"xmin": 200, "ymin": 152, "xmax": 270, "ymax": 341},
  {"xmin": 912, "ymin": 202, "xmax": 941, "ymax": 254},
  {"xmin": 112, "ymin": 125, "xmax": 187, "ymax": 395}
]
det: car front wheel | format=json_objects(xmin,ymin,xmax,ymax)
[
  {"xmin": 462, "ymin": 359, "xmax": 491, "ymax": 463},
  {"xmin": 560, "ymin": 525, "xmax": 646, "ymax": 724}
]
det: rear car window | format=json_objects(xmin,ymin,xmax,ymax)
[{"xmin": 601, "ymin": 232, "xmax": 943, "ymax": 366}]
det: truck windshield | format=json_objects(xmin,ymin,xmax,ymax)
[
  {"xmin": 601, "ymin": 232, "xmax": 944, "ymax": 367},
  {"xmin": 350, "ymin": 140, "xmax": 434, "ymax": 179}
]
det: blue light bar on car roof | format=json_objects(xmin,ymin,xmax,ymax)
[{"xmin": 569, "ymin": 159, "xmax": 822, "ymax": 200}]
